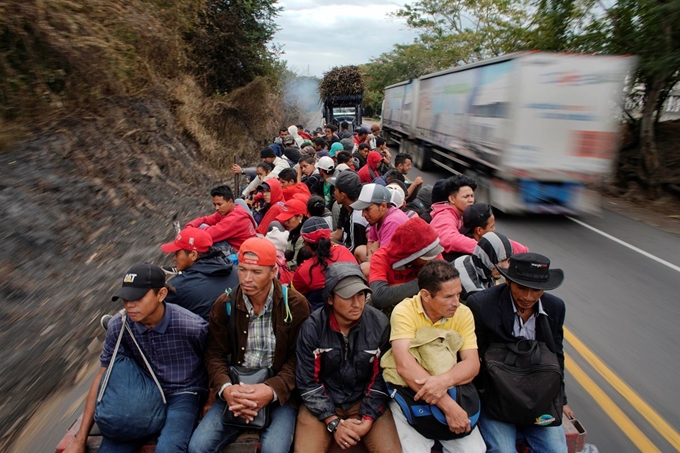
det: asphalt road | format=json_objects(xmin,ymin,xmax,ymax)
[{"xmin": 408, "ymin": 164, "xmax": 680, "ymax": 453}]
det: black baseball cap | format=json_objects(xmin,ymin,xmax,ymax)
[
  {"xmin": 329, "ymin": 170, "xmax": 361, "ymax": 198},
  {"xmin": 112, "ymin": 263, "xmax": 166, "ymax": 302},
  {"xmin": 461, "ymin": 203, "xmax": 493, "ymax": 235}
]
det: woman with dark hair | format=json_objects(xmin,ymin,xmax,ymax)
[
  {"xmin": 292, "ymin": 217, "xmax": 357, "ymax": 310},
  {"xmin": 254, "ymin": 178, "xmax": 285, "ymax": 234},
  {"xmin": 307, "ymin": 194, "xmax": 333, "ymax": 230}
]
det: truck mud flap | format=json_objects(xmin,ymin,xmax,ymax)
[{"xmin": 519, "ymin": 180, "xmax": 581, "ymax": 211}]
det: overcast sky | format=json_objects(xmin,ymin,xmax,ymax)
[{"xmin": 274, "ymin": 0, "xmax": 419, "ymax": 77}]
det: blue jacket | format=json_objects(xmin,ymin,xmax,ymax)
[{"xmin": 165, "ymin": 253, "xmax": 239, "ymax": 321}]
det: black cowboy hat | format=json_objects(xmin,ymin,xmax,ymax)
[{"xmin": 496, "ymin": 253, "xmax": 564, "ymax": 291}]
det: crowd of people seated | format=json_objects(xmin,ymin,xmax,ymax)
[{"xmin": 64, "ymin": 123, "xmax": 572, "ymax": 453}]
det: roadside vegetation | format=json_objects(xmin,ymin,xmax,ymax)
[
  {"xmin": 0, "ymin": 0, "xmax": 294, "ymax": 449},
  {"xmin": 361, "ymin": 0, "xmax": 680, "ymax": 199}
]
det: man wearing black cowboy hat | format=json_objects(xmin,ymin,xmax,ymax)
[{"xmin": 467, "ymin": 253, "xmax": 572, "ymax": 453}]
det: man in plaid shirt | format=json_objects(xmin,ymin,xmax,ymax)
[
  {"xmin": 64, "ymin": 263, "xmax": 208, "ymax": 453},
  {"xmin": 189, "ymin": 237, "xmax": 310, "ymax": 453}
]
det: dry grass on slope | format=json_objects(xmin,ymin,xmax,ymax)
[{"xmin": 0, "ymin": 0, "xmax": 284, "ymax": 168}]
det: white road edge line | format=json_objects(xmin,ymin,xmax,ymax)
[{"xmin": 567, "ymin": 216, "xmax": 680, "ymax": 274}]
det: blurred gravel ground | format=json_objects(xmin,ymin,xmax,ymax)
[{"xmin": 0, "ymin": 96, "xmax": 226, "ymax": 449}]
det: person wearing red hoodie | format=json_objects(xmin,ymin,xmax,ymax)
[
  {"xmin": 278, "ymin": 167, "xmax": 312, "ymax": 202},
  {"xmin": 429, "ymin": 175, "xmax": 478, "ymax": 261},
  {"xmin": 185, "ymin": 185, "xmax": 256, "ymax": 251},
  {"xmin": 256, "ymin": 178, "xmax": 286, "ymax": 235},
  {"xmin": 368, "ymin": 217, "xmax": 444, "ymax": 316},
  {"xmin": 357, "ymin": 150, "xmax": 385, "ymax": 184}
]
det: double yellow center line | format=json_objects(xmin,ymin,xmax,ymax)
[{"xmin": 564, "ymin": 327, "xmax": 680, "ymax": 452}]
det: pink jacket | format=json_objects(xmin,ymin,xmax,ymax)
[
  {"xmin": 430, "ymin": 204, "xmax": 477, "ymax": 254},
  {"xmin": 430, "ymin": 203, "xmax": 529, "ymax": 255}
]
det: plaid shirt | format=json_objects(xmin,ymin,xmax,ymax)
[
  {"xmin": 100, "ymin": 303, "xmax": 208, "ymax": 395},
  {"xmin": 242, "ymin": 284, "xmax": 276, "ymax": 368}
]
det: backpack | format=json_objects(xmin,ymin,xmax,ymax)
[{"xmin": 481, "ymin": 316, "xmax": 563, "ymax": 427}]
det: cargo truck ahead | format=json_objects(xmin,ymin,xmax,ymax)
[{"xmin": 381, "ymin": 52, "xmax": 636, "ymax": 214}]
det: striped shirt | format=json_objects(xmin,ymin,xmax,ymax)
[
  {"xmin": 453, "ymin": 255, "xmax": 489, "ymax": 301},
  {"xmin": 100, "ymin": 303, "xmax": 208, "ymax": 395},
  {"xmin": 242, "ymin": 284, "xmax": 276, "ymax": 368}
]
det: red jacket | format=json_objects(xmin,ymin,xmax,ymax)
[
  {"xmin": 257, "ymin": 179, "xmax": 286, "ymax": 235},
  {"xmin": 282, "ymin": 183, "xmax": 311, "ymax": 202},
  {"xmin": 358, "ymin": 151, "xmax": 383, "ymax": 184},
  {"xmin": 292, "ymin": 245, "xmax": 356, "ymax": 296},
  {"xmin": 185, "ymin": 204, "xmax": 256, "ymax": 249}
]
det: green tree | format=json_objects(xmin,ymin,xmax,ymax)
[
  {"xmin": 187, "ymin": 0, "xmax": 282, "ymax": 95},
  {"xmin": 605, "ymin": 0, "xmax": 680, "ymax": 192},
  {"xmin": 361, "ymin": 42, "xmax": 438, "ymax": 115},
  {"xmin": 393, "ymin": 0, "xmax": 534, "ymax": 64}
]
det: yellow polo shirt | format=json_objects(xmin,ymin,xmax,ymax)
[{"xmin": 389, "ymin": 293, "xmax": 477, "ymax": 351}]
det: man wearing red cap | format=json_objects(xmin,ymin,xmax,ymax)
[
  {"xmin": 189, "ymin": 238, "xmax": 310, "ymax": 453},
  {"xmin": 160, "ymin": 228, "xmax": 239, "ymax": 321}
]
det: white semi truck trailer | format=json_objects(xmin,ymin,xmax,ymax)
[{"xmin": 381, "ymin": 52, "xmax": 636, "ymax": 214}]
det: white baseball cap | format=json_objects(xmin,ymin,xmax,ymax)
[
  {"xmin": 387, "ymin": 183, "xmax": 405, "ymax": 208},
  {"xmin": 316, "ymin": 156, "xmax": 335, "ymax": 172}
]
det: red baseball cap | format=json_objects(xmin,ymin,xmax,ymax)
[
  {"xmin": 160, "ymin": 228, "xmax": 213, "ymax": 253},
  {"xmin": 275, "ymin": 199, "xmax": 308, "ymax": 223},
  {"xmin": 238, "ymin": 237, "xmax": 277, "ymax": 266}
]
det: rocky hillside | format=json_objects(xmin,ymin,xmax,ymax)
[{"xmin": 0, "ymin": 0, "xmax": 291, "ymax": 448}]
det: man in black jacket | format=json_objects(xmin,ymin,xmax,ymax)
[
  {"xmin": 294, "ymin": 262, "xmax": 400, "ymax": 453},
  {"xmin": 467, "ymin": 253, "xmax": 572, "ymax": 453},
  {"xmin": 161, "ymin": 228, "xmax": 239, "ymax": 320}
]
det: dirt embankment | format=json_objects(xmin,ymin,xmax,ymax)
[{"xmin": 0, "ymin": 91, "xmax": 275, "ymax": 449}]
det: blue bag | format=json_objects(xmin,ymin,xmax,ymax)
[
  {"xmin": 387, "ymin": 382, "xmax": 480, "ymax": 440},
  {"xmin": 94, "ymin": 315, "xmax": 167, "ymax": 442}
]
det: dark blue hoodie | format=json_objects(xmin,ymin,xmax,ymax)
[{"xmin": 165, "ymin": 252, "xmax": 239, "ymax": 320}]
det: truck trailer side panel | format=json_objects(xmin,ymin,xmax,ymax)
[
  {"xmin": 382, "ymin": 52, "xmax": 635, "ymax": 214},
  {"xmin": 383, "ymin": 81, "xmax": 415, "ymax": 137},
  {"xmin": 507, "ymin": 53, "xmax": 634, "ymax": 179}
]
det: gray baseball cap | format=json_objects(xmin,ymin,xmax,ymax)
[
  {"xmin": 323, "ymin": 262, "xmax": 371, "ymax": 302},
  {"xmin": 350, "ymin": 184, "xmax": 391, "ymax": 211}
]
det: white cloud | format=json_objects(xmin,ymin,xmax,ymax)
[{"xmin": 274, "ymin": 0, "xmax": 419, "ymax": 77}]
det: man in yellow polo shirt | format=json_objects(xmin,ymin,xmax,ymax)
[{"xmin": 388, "ymin": 260, "xmax": 485, "ymax": 453}]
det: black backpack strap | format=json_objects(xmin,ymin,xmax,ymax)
[
  {"xmin": 539, "ymin": 314, "xmax": 556, "ymax": 354},
  {"xmin": 225, "ymin": 286, "xmax": 240, "ymax": 364}
]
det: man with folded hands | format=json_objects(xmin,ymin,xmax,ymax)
[
  {"xmin": 294, "ymin": 262, "xmax": 401, "ymax": 452},
  {"xmin": 188, "ymin": 238, "xmax": 310, "ymax": 453}
]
